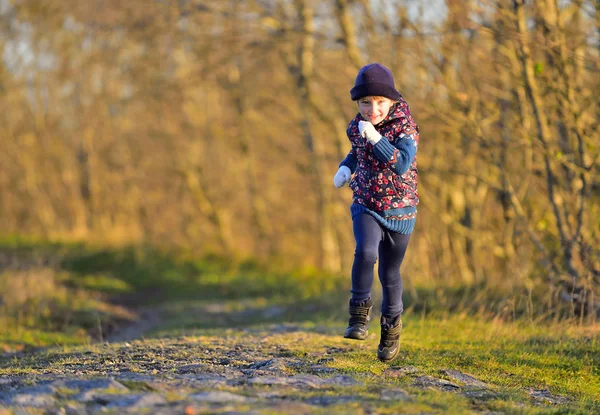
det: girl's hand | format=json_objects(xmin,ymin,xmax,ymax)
[
  {"xmin": 358, "ymin": 121, "xmax": 382, "ymax": 145},
  {"xmin": 333, "ymin": 166, "xmax": 352, "ymax": 188}
]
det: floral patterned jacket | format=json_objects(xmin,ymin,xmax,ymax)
[{"xmin": 340, "ymin": 100, "xmax": 419, "ymax": 219}]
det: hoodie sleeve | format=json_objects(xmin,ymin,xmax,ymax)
[{"xmin": 372, "ymin": 123, "xmax": 419, "ymax": 176}]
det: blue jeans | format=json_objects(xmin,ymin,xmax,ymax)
[{"xmin": 351, "ymin": 213, "xmax": 411, "ymax": 319}]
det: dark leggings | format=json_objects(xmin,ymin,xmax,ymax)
[{"xmin": 351, "ymin": 213, "xmax": 411, "ymax": 319}]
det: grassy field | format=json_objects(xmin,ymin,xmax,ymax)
[
  {"xmin": 0, "ymin": 237, "xmax": 599, "ymax": 413},
  {"xmin": 0, "ymin": 236, "xmax": 343, "ymax": 350}
]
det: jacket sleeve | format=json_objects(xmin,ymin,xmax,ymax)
[
  {"xmin": 339, "ymin": 117, "xmax": 361, "ymax": 173},
  {"xmin": 372, "ymin": 123, "xmax": 419, "ymax": 176},
  {"xmin": 339, "ymin": 149, "xmax": 358, "ymax": 173}
]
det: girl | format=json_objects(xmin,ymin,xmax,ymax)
[{"xmin": 333, "ymin": 63, "xmax": 419, "ymax": 362}]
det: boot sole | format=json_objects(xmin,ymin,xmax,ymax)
[{"xmin": 343, "ymin": 330, "xmax": 369, "ymax": 340}]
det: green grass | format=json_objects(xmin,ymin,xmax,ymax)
[
  {"xmin": 0, "ymin": 235, "xmax": 347, "ymax": 350},
  {"xmin": 0, "ymin": 235, "xmax": 599, "ymax": 413}
]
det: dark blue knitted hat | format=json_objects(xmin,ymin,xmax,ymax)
[{"xmin": 350, "ymin": 63, "xmax": 401, "ymax": 101}]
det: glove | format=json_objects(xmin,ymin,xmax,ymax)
[
  {"xmin": 333, "ymin": 166, "xmax": 352, "ymax": 188},
  {"xmin": 358, "ymin": 121, "xmax": 382, "ymax": 145}
]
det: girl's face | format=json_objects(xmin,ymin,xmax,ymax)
[{"xmin": 357, "ymin": 96, "xmax": 394, "ymax": 126}]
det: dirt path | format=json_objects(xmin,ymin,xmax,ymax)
[
  {"xmin": 104, "ymin": 309, "xmax": 163, "ymax": 343},
  {"xmin": 0, "ymin": 323, "xmax": 573, "ymax": 414}
]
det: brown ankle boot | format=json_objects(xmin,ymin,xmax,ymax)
[
  {"xmin": 377, "ymin": 315, "xmax": 402, "ymax": 362},
  {"xmin": 343, "ymin": 298, "xmax": 373, "ymax": 340}
]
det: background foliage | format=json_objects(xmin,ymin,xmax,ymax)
[{"xmin": 1, "ymin": 0, "xmax": 599, "ymax": 320}]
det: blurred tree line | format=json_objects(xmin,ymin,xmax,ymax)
[{"xmin": 1, "ymin": 0, "xmax": 598, "ymax": 317}]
